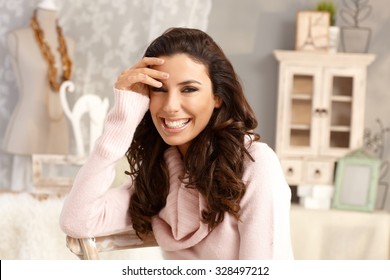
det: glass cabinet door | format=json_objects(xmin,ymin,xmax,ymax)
[
  {"xmin": 321, "ymin": 68, "xmax": 362, "ymax": 156},
  {"xmin": 281, "ymin": 67, "xmax": 322, "ymax": 156},
  {"xmin": 290, "ymin": 74, "xmax": 313, "ymax": 147}
]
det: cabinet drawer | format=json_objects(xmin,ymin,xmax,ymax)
[
  {"xmin": 281, "ymin": 159, "xmax": 302, "ymax": 185},
  {"xmin": 304, "ymin": 160, "xmax": 335, "ymax": 184}
]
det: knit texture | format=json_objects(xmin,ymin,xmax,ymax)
[{"xmin": 60, "ymin": 88, "xmax": 294, "ymax": 259}]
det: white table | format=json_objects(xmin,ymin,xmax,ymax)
[{"xmin": 290, "ymin": 204, "xmax": 390, "ymax": 259}]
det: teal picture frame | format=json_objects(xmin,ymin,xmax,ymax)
[{"xmin": 332, "ymin": 149, "xmax": 381, "ymax": 212}]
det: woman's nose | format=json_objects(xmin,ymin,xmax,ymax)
[{"xmin": 162, "ymin": 92, "xmax": 180, "ymax": 113}]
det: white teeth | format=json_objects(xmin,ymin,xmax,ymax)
[{"xmin": 164, "ymin": 119, "xmax": 189, "ymax": 128}]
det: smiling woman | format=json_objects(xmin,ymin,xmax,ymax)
[{"xmin": 60, "ymin": 27, "xmax": 294, "ymax": 260}]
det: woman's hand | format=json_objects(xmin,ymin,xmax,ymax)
[{"xmin": 115, "ymin": 57, "xmax": 169, "ymax": 96}]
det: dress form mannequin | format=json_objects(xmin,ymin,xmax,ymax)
[
  {"xmin": 37, "ymin": 0, "xmax": 58, "ymax": 11},
  {"xmin": 3, "ymin": 2, "xmax": 75, "ymax": 191},
  {"xmin": 3, "ymin": 4, "xmax": 75, "ymax": 155}
]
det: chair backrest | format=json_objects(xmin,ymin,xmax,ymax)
[{"xmin": 66, "ymin": 230, "xmax": 158, "ymax": 260}]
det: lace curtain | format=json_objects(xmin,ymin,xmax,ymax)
[{"xmin": 0, "ymin": 0, "xmax": 212, "ymax": 190}]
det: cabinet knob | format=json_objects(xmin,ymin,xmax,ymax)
[
  {"xmin": 314, "ymin": 169, "xmax": 321, "ymax": 177},
  {"xmin": 287, "ymin": 167, "xmax": 294, "ymax": 175},
  {"xmin": 314, "ymin": 108, "xmax": 328, "ymax": 116}
]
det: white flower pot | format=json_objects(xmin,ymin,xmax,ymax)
[{"xmin": 328, "ymin": 26, "xmax": 340, "ymax": 53}]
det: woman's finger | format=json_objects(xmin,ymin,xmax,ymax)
[
  {"xmin": 115, "ymin": 72, "xmax": 163, "ymax": 92},
  {"xmin": 127, "ymin": 73, "xmax": 163, "ymax": 88},
  {"xmin": 117, "ymin": 68, "xmax": 168, "ymax": 86},
  {"xmin": 115, "ymin": 57, "xmax": 168, "ymax": 94},
  {"xmin": 133, "ymin": 57, "xmax": 165, "ymax": 69},
  {"xmin": 121, "ymin": 67, "xmax": 168, "ymax": 80}
]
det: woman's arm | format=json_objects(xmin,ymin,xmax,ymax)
[
  {"xmin": 59, "ymin": 89, "xmax": 149, "ymax": 238},
  {"xmin": 238, "ymin": 143, "xmax": 294, "ymax": 259},
  {"xmin": 60, "ymin": 57, "xmax": 169, "ymax": 238}
]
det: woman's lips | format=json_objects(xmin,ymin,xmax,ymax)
[{"xmin": 161, "ymin": 118, "xmax": 191, "ymax": 132}]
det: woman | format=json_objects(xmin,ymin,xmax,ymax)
[{"xmin": 60, "ymin": 27, "xmax": 293, "ymax": 259}]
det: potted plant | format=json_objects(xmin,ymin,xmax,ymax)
[
  {"xmin": 340, "ymin": 0, "xmax": 372, "ymax": 53},
  {"xmin": 315, "ymin": 1, "xmax": 339, "ymax": 53},
  {"xmin": 316, "ymin": 1, "xmax": 336, "ymax": 26}
]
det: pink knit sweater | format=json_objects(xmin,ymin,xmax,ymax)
[{"xmin": 60, "ymin": 88, "xmax": 294, "ymax": 260}]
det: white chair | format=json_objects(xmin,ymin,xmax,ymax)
[{"xmin": 66, "ymin": 231, "xmax": 158, "ymax": 260}]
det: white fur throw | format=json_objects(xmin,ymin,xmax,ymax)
[{"xmin": 0, "ymin": 192, "xmax": 162, "ymax": 259}]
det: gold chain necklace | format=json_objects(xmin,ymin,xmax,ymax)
[{"xmin": 30, "ymin": 9, "xmax": 72, "ymax": 92}]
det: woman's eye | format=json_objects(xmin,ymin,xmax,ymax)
[
  {"xmin": 182, "ymin": 87, "xmax": 198, "ymax": 93},
  {"xmin": 149, "ymin": 86, "xmax": 166, "ymax": 93}
]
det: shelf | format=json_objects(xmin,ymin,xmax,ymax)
[
  {"xmin": 274, "ymin": 50, "xmax": 376, "ymax": 67},
  {"xmin": 291, "ymin": 124, "xmax": 311, "ymax": 130},
  {"xmin": 291, "ymin": 94, "xmax": 312, "ymax": 100},
  {"xmin": 331, "ymin": 96, "xmax": 352, "ymax": 102},
  {"xmin": 330, "ymin": 126, "xmax": 351, "ymax": 132}
]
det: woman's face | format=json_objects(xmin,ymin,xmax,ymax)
[{"xmin": 149, "ymin": 53, "xmax": 221, "ymax": 156}]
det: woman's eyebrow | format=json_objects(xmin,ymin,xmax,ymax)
[{"xmin": 177, "ymin": 80, "xmax": 202, "ymax": 86}]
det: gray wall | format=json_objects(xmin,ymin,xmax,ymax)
[
  {"xmin": 207, "ymin": 0, "xmax": 390, "ymax": 210},
  {"xmin": 208, "ymin": 0, "xmax": 299, "ymax": 147},
  {"xmin": 208, "ymin": 0, "xmax": 389, "ymax": 148}
]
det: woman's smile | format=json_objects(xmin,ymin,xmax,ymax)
[{"xmin": 161, "ymin": 117, "xmax": 191, "ymax": 131}]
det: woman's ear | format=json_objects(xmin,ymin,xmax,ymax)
[{"xmin": 214, "ymin": 95, "xmax": 223, "ymax": 108}]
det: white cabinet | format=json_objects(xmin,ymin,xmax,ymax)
[{"xmin": 274, "ymin": 50, "xmax": 375, "ymax": 185}]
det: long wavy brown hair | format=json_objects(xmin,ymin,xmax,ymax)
[{"xmin": 126, "ymin": 27, "xmax": 260, "ymax": 237}]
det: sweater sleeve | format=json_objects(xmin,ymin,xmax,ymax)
[
  {"xmin": 59, "ymin": 88, "xmax": 150, "ymax": 238},
  {"xmin": 238, "ymin": 143, "xmax": 294, "ymax": 259}
]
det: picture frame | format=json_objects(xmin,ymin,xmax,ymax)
[
  {"xmin": 295, "ymin": 11, "xmax": 330, "ymax": 51},
  {"xmin": 332, "ymin": 149, "xmax": 381, "ymax": 212},
  {"xmin": 32, "ymin": 154, "xmax": 86, "ymax": 195}
]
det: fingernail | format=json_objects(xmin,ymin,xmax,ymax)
[{"xmin": 162, "ymin": 73, "xmax": 169, "ymax": 78}]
